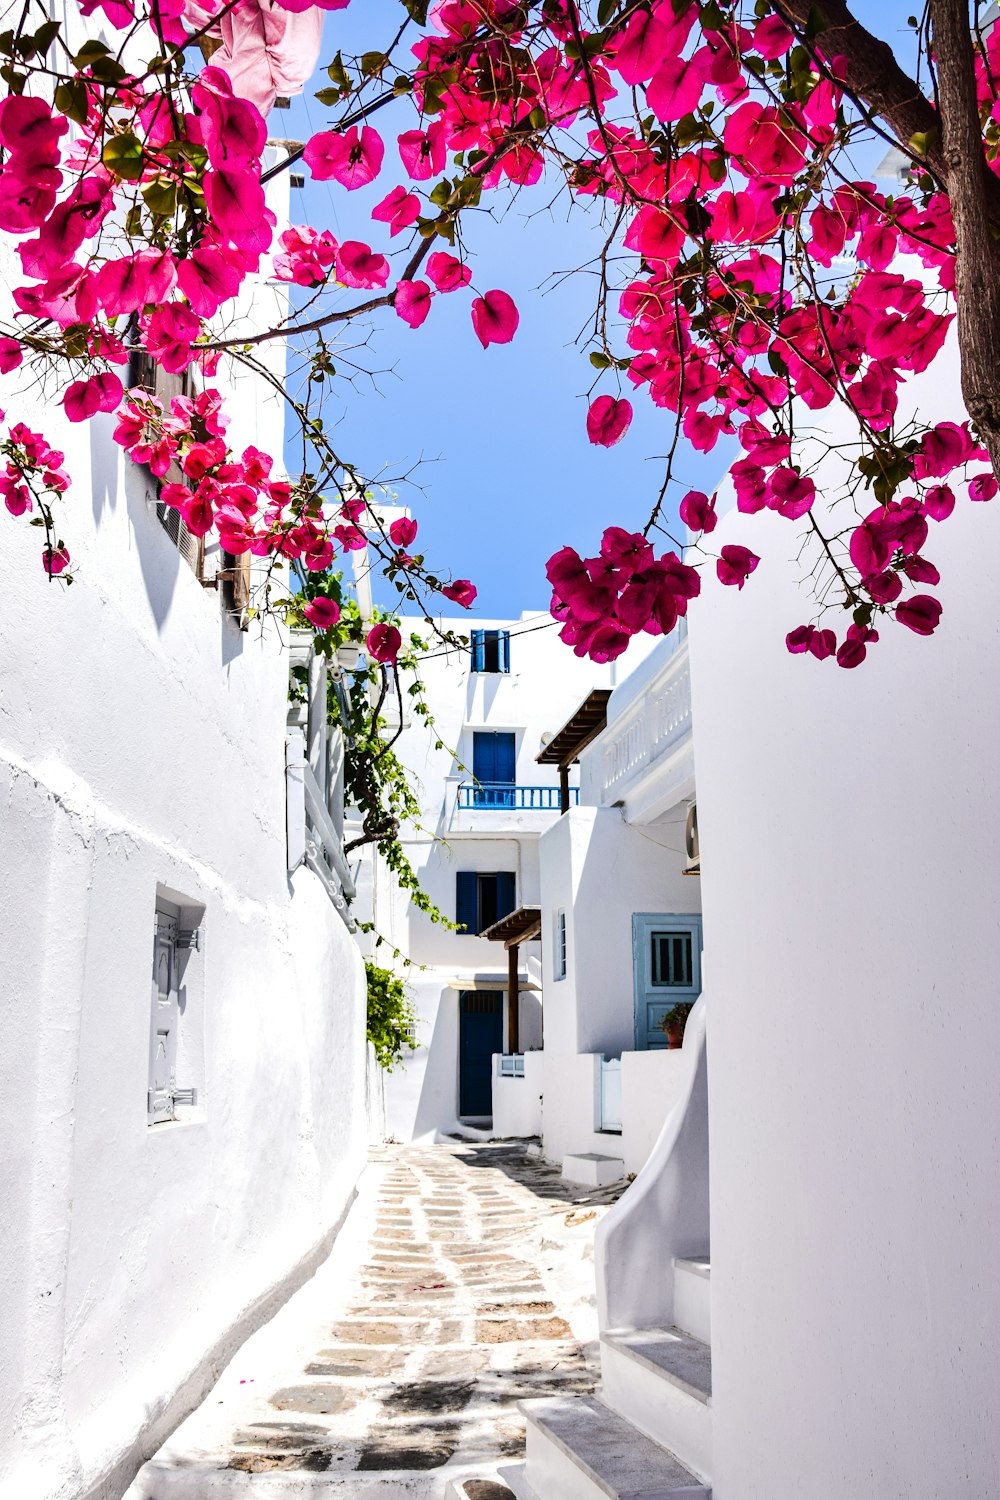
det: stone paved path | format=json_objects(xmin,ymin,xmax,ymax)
[{"xmin": 127, "ymin": 1142, "xmax": 627, "ymax": 1498}]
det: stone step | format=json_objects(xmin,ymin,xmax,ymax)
[
  {"xmin": 561, "ymin": 1152, "xmax": 626, "ymax": 1187},
  {"xmin": 672, "ymin": 1255, "xmax": 711, "ymax": 1344},
  {"xmin": 445, "ymin": 1477, "xmax": 518, "ymax": 1500},
  {"xmin": 600, "ymin": 1328, "xmax": 711, "ymax": 1483},
  {"xmin": 515, "ymin": 1394, "xmax": 710, "ymax": 1499}
]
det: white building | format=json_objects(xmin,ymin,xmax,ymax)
[
  {"xmin": 524, "ymin": 626, "xmax": 703, "ymax": 1181},
  {"xmin": 0, "ymin": 160, "xmax": 369, "ymax": 1500},
  {"xmin": 368, "ymin": 611, "xmax": 647, "ymax": 1142},
  {"xmin": 503, "ymin": 325, "xmax": 1000, "ymax": 1499}
]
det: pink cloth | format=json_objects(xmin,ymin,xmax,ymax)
[{"xmin": 185, "ymin": 0, "xmax": 325, "ymax": 116}]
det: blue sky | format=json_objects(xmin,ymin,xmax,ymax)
[{"xmin": 279, "ymin": 1, "xmax": 922, "ymax": 619}]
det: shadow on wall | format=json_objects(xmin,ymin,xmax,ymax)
[
  {"xmin": 90, "ymin": 412, "xmax": 119, "ymax": 524},
  {"xmin": 126, "ymin": 461, "xmax": 182, "ymax": 633},
  {"xmin": 412, "ymin": 987, "xmax": 459, "ymax": 1139}
]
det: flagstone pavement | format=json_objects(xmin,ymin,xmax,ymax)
[{"xmin": 126, "ymin": 1141, "xmax": 628, "ymax": 1498}]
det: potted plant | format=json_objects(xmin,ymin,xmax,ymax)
[{"xmin": 661, "ymin": 1003, "xmax": 692, "ymax": 1050}]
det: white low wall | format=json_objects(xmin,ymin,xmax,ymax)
[
  {"xmin": 492, "ymin": 1051, "xmax": 544, "ymax": 1138},
  {"xmin": 541, "ymin": 1048, "xmax": 687, "ymax": 1176},
  {"xmin": 620, "ymin": 1050, "xmax": 690, "ymax": 1175}
]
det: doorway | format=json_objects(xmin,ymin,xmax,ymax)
[{"xmin": 459, "ymin": 990, "xmax": 503, "ymax": 1117}]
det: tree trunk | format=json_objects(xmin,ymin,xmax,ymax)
[{"xmin": 930, "ymin": 0, "xmax": 1000, "ymax": 477}]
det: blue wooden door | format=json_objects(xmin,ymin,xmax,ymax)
[
  {"xmin": 632, "ymin": 913, "xmax": 703, "ymax": 1049},
  {"xmin": 459, "ymin": 990, "xmax": 503, "ymax": 1116},
  {"xmin": 473, "ymin": 732, "xmax": 516, "ymax": 807}
]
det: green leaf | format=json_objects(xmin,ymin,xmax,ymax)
[
  {"xmin": 326, "ymin": 51, "xmax": 349, "ymax": 89},
  {"xmin": 54, "ymin": 78, "xmax": 89, "ymax": 125},
  {"xmin": 805, "ymin": 4, "xmax": 829, "ymax": 37},
  {"xmin": 103, "ymin": 132, "xmax": 144, "ymax": 181},
  {"xmin": 142, "ymin": 176, "xmax": 177, "ymax": 216},
  {"xmin": 589, "ymin": 351, "xmax": 613, "ymax": 369},
  {"xmin": 401, "ymin": 0, "xmax": 428, "ymax": 22},
  {"xmin": 597, "ymin": 0, "xmax": 617, "ymax": 24},
  {"xmin": 360, "ymin": 50, "xmax": 387, "ymax": 77},
  {"xmin": 313, "ymin": 86, "xmax": 343, "ymax": 106}
]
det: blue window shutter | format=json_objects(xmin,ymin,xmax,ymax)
[
  {"xmin": 501, "ymin": 631, "xmax": 510, "ymax": 673},
  {"xmin": 472, "ymin": 732, "xmax": 494, "ymax": 784},
  {"xmin": 495, "ymin": 732, "xmax": 516, "ymax": 785},
  {"xmin": 496, "ymin": 872, "xmax": 516, "ymax": 920},
  {"xmin": 470, "ymin": 631, "xmax": 484, "ymax": 672},
  {"xmin": 456, "ymin": 872, "xmax": 478, "ymax": 934}
]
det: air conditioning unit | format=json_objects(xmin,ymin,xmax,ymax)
[{"xmin": 684, "ymin": 801, "xmax": 700, "ymax": 875}]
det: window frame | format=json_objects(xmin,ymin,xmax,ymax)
[
  {"xmin": 470, "ymin": 629, "xmax": 511, "ymax": 674},
  {"xmin": 554, "ymin": 908, "xmax": 568, "ymax": 980}
]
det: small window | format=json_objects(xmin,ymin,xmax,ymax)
[
  {"xmin": 456, "ymin": 871, "xmax": 516, "ymax": 935},
  {"xmin": 470, "ymin": 629, "xmax": 510, "ymax": 673},
  {"xmin": 149, "ymin": 891, "xmax": 205, "ymax": 1124},
  {"xmin": 651, "ymin": 930, "xmax": 695, "ymax": 988},
  {"xmin": 554, "ymin": 909, "xmax": 567, "ymax": 980}
]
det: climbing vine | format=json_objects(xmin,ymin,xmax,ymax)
[{"xmin": 365, "ymin": 958, "xmax": 417, "ymax": 1071}]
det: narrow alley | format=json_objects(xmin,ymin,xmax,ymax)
[{"xmin": 126, "ymin": 1143, "xmax": 627, "ymax": 1498}]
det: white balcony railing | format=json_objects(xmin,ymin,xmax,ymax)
[{"xmin": 592, "ymin": 637, "xmax": 693, "ymax": 820}]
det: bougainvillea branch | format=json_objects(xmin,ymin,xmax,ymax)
[{"xmin": 2, "ymin": 0, "xmax": 1000, "ymax": 674}]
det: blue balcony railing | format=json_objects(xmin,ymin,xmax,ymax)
[{"xmin": 457, "ymin": 782, "xmax": 580, "ymax": 810}]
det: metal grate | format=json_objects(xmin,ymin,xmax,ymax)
[
  {"xmin": 461, "ymin": 991, "xmax": 502, "ymax": 1015},
  {"xmin": 651, "ymin": 930, "xmax": 694, "ymax": 988}
]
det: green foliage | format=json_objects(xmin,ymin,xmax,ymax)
[
  {"xmin": 287, "ymin": 563, "xmax": 460, "ymax": 948},
  {"xmin": 366, "ymin": 960, "xmax": 417, "ymax": 1071}
]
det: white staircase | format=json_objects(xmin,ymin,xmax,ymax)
[
  {"xmin": 508, "ymin": 998, "xmax": 713, "ymax": 1498},
  {"xmin": 502, "ymin": 1395, "xmax": 709, "ymax": 1499}
]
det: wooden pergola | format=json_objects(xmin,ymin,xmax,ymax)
[
  {"xmin": 536, "ymin": 688, "xmax": 613, "ymax": 812},
  {"xmin": 481, "ymin": 904, "xmax": 542, "ymax": 1054}
]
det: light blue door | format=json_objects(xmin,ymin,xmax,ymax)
[{"xmin": 632, "ymin": 913, "xmax": 703, "ymax": 1049}]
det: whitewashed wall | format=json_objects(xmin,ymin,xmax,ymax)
[
  {"xmin": 0, "ymin": 244, "xmax": 367, "ymax": 1499},
  {"xmin": 536, "ymin": 805, "xmax": 700, "ymax": 1165},
  {"xmin": 690, "ymin": 330, "xmax": 1000, "ymax": 1497}
]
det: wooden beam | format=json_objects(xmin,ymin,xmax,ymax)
[
  {"xmin": 559, "ymin": 765, "xmax": 570, "ymax": 815},
  {"xmin": 507, "ymin": 940, "xmax": 520, "ymax": 1054}
]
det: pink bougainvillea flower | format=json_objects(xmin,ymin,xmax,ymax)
[
  {"xmin": 903, "ymin": 556, "xmax": 941, "ymax": 585},
  {"xmin": 335, "ymin": 241, "xmax": 389, "ymax": 290},
  {"xmin": 303, "ymin": 596, "xmax": 341, "ymax": 629},
  {"xmin": 397, "ymin": 122, "xmax": 446, "ymax": 181},
  {"xmin": 426, "ymin": 252, "xmax": 471, "ymax": 292},
  {"xmin": 786, "ymin": 625, "xmax": 836, "ymax": 660},
  {"xmin": 647, "ymin": 50, "xmax": 710, "ymax": 123},
  {"xmin": 724, "ymin": 101, "xmax": 807, "ymax": 181},
  {"xmin": 896, "ymin": 594, "xmax": 942, "ymax": 635},
  {"xmin": 371, "ymin": 185, "xmax": 420, "ymax": 236},
  {"xmin": 442, "ymin": 578, "xmax": 477, "ymax": 608},
  {"xmin": 716, "ymin": 545, "xmax": 760, "ymax": 589},
  {"xmin": 753, "ymin": 14, "xmax": 794, "ymax": 57},
  {"xmin": 471, "ymin": 290, "xmax": 519, "ymax": 348},
  {"xmin": 0, "ymin": 337, "xmax": 23, "ymax": 373},
  {"xmin": 586, "ymin": 395, "xmax": 633, "ymax": 448},
  {"xmin": 389, "ymin": 516, "xmax": 418, "ymax": 547},
  {"xmin": 303, "ymin": 126, "xmax": 384, "ymax": 189},
  {"xmin": 768, "ymin": 467, "xmax": 816, "ymax": 520},
  {"xmin": 394, "ymin": 279, "xmax": 433, "ymax": 328},
  {"xmin": 924, "ymin": 484, "xmax": 955, "ymax": 521},
  {"xmin": 367, "ymin": 622, "xmax": 402, "ymax": 662},
  {"xmin": 969, "ymin": 472, "xmax": 998, "ymax": 502},
  {"xmin": 836, "ymin": 622, "xmax": 879, "ymax": 669},
  {"xmin": 177, "ymin": 247, "xmax": 242, "ymax": 318},
  {"xmin": 63, "ymin": 373, "xmax": 121, "ymax": 423},
  {"xmin": 42, "ymin": 544, "xmax": 70, "ymax": 575},
  {"xmin": 679, "ymin": 489, "xmax": 717, "ymax": 534}
]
